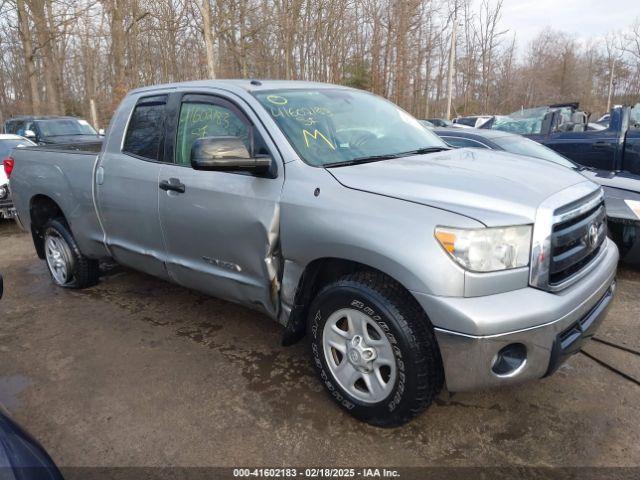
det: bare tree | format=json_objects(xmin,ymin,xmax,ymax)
[
  {"xmin": 0, "ymin": 0, "xmax": 637, "ymax": 124},
  {"xmin": 196, "ymin": 0, "xmax": 216, "ymax": 79}
]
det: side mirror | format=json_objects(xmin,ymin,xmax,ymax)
[
  {"xmin": 23, "ymin": 130, "xmax": 36, "ymax": 139},
  {"xmin": 98, "ymin": 129, "xmax": 105, "ymax": 136},
  {"xmin": 190, "ymin": 136, "xmax": 271, "ymax": 173}
]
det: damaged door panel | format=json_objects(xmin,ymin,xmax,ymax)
[
  {"xmin": 157, "ymin": 92, "xmax": 284, "ymax": 316},
  {"xmin": 158, "ymin": 175, "xmax": 283, "ymax": 316}
]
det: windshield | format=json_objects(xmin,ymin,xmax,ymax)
[
  {"xmin": 487, "ymin": 106, "xmax": 577, "ymax": 135},
  {"xmin": 254, "ymin": 89, "xmax": 447, "ymax": 166},
  {"xmin": 35, "ymin": 119, "xmax": 97, "ymax": 137},
  {"xmin": 492, "ymin": 135, "xmax": 577, "ymax": 169},
  {"xmin": 0, "ymin": 139, "xmax": 35, "ymax": 160},
  {"xmin": 488, "ymin": 109, "xmax": 546, "ymax": 134}
]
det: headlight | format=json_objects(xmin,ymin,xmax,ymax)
[
  {"xmin": 0, "ymin": 186, "xmax": 7, "ymax": 200},
  {"xmin": 435, "ymin": 225, "xmax": 532, "ymax": 272}
]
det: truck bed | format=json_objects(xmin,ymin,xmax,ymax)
[
  {"xmin": 31, "ymin": 141, "xmax": 104, "ymax": 154},
  {"xmin": 9, "ymin": 145, "xmax": 110, "ymax": 259}
]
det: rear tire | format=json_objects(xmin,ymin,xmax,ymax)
[
  {"xmin": 308, "ymin": 271, "xmax": 443, "ymax": 427},
  {"xmin": 43, "ymin": 219, "xmax": 99, "ymax": 289}
]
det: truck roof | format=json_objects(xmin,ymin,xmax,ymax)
[
  {"xmin": 5, "ymin": 115, "xmax": 86, "ymax": 122},
  {"xmin": 128, "ymin": 79, "xmax": 352, "ymax": 96}
]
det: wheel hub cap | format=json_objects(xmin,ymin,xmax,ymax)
[
  {"xmin": 347, "ymin": 335, "xmax": 377, "ymax": 372},
  {"xmin": 45, "ymin": 232, "xmax": 73, "ymax": 285},
  {"xmin": 322, "ymin": 308, "xmax": 397, "ymax": 404}
]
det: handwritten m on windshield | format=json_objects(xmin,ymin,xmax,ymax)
[{"xmin": 302, "ymin": 129, "xmax": 335, "ymax": 150}]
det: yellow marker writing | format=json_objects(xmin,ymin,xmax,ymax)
[
  {"xmin": 266, "ymin": 95, "xmax": 288, "ymax": 105},
  {"xmin": 303, "ymin": 129, "xmax": 335, "ymax": 150}
]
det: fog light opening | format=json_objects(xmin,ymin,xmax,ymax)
[{"xmin": 491, "ymin": 343, "xmax": 527, "ymax": 377}]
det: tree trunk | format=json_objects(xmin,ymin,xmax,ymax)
[
  {"xmin": 28, "ymin": 0, "xmax": 62, "ymax": 114},
  {"xmin": 17, "ymin": 0, "xmax": 41, "ymax": 114},
  {"xmin": 196, "ymin": 0, "xmax": 217, "ymax": 79}
]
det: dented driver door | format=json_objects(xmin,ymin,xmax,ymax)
[{"xmin": 157, "ymin": 92, "xmax": 284, "ymax": 316}]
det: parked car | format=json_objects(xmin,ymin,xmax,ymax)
[
  {"xmin": 0, "ymin": 135, "xmax": 36, "ymax": 219},
  {"xmin": 423, "ymin": 118, "xmax": 453, "ymax": 127},
  {"xmin": 434, "ymin": 127, "xmax": 579, "ymax": 169},
  {"xmin": 481, "ymin": 103, "xmax": 640, "ymax": 267},
  {"xmin": 4, "ymin": 116, "xmax": 101, "ymax": 145},
  {"xmin": 0, "ymin": 408, "xmax": 64, "ymax": 480},
  {"xmin": 433, "ymin": 127, "xmax": 640, "ymax": 265},
  {"xmin": 7, "ymin": 80, "xmax": 618, "ymax": 426},
  {"xmin": 453, "ymin": 115, "xmax": 492, "ymax": 128}
]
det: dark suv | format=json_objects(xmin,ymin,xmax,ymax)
[{"xmin": 4, "ymin": 116, "xmax": 101, "ymax": 145}]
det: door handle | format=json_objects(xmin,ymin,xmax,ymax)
[
  {"xmin": 594, "ymin": 141, "xmax": 609, "ymax": 149},
  {"xmin": 159, "ymin": 178, "xmax": 186, "ymax": 193}
]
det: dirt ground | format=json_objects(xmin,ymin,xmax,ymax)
[{"xmin": 1, "ymin": 218, "xmax": 639, "ymax": 468}]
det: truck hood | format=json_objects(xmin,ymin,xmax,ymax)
[{"xmin": 327, "ymin": 148, "xmax": 589, "ymax": 226}]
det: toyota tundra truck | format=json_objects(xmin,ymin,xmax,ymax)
[{"xmin": 6, "ymin": 80, "xmax": 619, "ymax": 427}]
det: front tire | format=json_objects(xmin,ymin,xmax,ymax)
[
  {"xmin": 308, "ymin": 271, "xmax": 443, "ymax": 427},
  {"xmin": 43, "ymin": 219, "xmax": 99, "ymax": 289}
]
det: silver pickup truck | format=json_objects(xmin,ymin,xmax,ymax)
[{"xmin": 8, "ymin": 80, "xmax": 618, "ymax": 427}]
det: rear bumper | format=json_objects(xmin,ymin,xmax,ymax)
[
  {"xmin": 0, "ymin": 196, "xmax": 15, "ymax": 219},
  {"xmin": 412, "ymin": 238, "xmax": 618, "ymax": 392}
]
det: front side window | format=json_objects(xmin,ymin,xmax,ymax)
[
  {"xmin": 123, "ymin": 95, "xmax": 167, "ymax": 161},
  {"xmin": 16, "ymin": 122, "xmax": 32, "ymax": 136},
  {"xmin": 175, "ymin": 101, "xmax": 249, "ymax": 166},
  {"xmin": 254, "ymin": 89, "xmax": 446, "ymax": 167}
]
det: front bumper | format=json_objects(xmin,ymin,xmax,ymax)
[{"xmin": 412, "ymin": 238, "xmax": 619, "ymax": 392}]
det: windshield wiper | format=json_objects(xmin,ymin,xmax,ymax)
[
  {"xmin": 325, "ymin": 154, "xmax": 403, "ymax": 168},
  {"xmin": 325, "ymin": 146, "xmax": 451, "ymax": 168},
  {"xmin": 402, "ymin": 146, "xmax": 451, "ymax": 155}
]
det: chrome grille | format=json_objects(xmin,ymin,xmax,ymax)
[
  {"xmin": 530, "ymin": 182, "xmax": 607, "ymax": 292},
  {"xmin": 549, "ymin": 198, "xmax": 606, "ymax": 286}
]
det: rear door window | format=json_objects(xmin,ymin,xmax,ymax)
[{"xmin": 123, "ymin": 95, "xmax": 168, "ymax": 161}]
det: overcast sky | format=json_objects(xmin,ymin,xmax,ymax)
[{"xmin": 494, "ymin": 0, "xmax": 638, "ymax": 49}]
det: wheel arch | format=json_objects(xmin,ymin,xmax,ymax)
[
  {"xmin": 281, "ymin": 256, "xmax": 429, "ymax": 346},
  {"xmin": 29, "ymin": 194, "xmax": 68, "ymax": 259}
]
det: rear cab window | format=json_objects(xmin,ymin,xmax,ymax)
[{"xmin": 123, "ymin": 95, "xmax": 168, "ymax": 161}]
